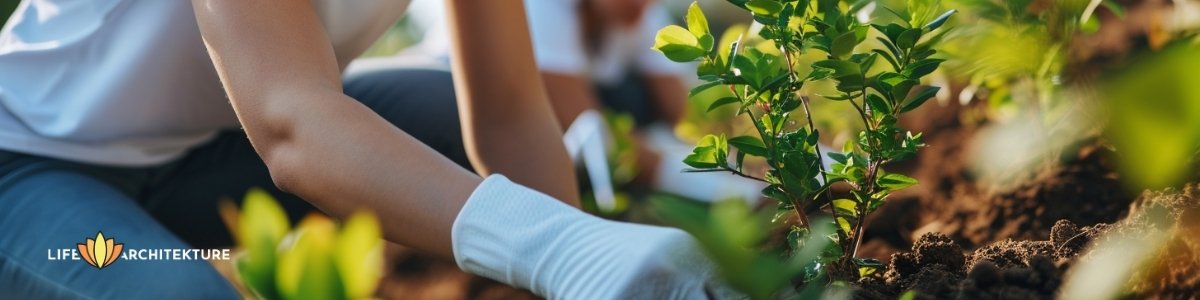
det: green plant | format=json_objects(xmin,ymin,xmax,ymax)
[
  {"xmin": 653, "ymin": 0, "xmax": 954, "ymax": 287},
  {"xmin": 233, "ymin": 189, "xmax": 384, "ymax": 300}
]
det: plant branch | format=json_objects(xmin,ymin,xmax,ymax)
[{"xmin": 683, "ymin": 167, "xmax": 770, "ymax": 184}]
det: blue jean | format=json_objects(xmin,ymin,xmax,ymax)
[{"xmin": 0, "ymin": 68, "xmax": 469, "ymax": 299}]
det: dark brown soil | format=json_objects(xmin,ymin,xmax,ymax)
[
  {"xmin": 925, "ymin": 141, "xmax": 1131, "ymax": 249},
  {"xmin": 856, "ymin": 100, "xmax": 1136, "ymax": 262},
  {"xmin": 854, "ymin": 184, "xmax": 1200, "ymax": 299}
]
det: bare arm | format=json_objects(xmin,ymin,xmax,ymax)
[
  {"xmin": 642, "ymin": 75, "xmax": 687, "ymax": 126},
  {"xmin": 541, "ymin": 73, "xmax": 605, "ymax": 129},
  {"xmin": 191, "ymin": 0, "xmax": 478, "ymax": 259},
  {"xmin": 446, "ymin": 0, "xmax": 580, "ymax": 206}
]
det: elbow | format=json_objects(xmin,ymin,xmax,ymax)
[
  {"xmin": 264, "ymin": 151, "xmax": 304, "ymax": 195},
  {"xmin": 239, "ymin": 90, "xmax": 312, "ymax": 195},
  {"xmin": 256, "ymin": 129, "xmax": 306, "ymax": 195}
]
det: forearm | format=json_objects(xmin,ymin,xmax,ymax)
[
  {"xmin": 191, "ymin": 0, "xmax": 478, "ymax": 259},
  {"xmin": 644, "ymin": 75, "xmax": 687, "ymax": 126},
  {"xmin": 446, "ymin": 0, "xmax": 579, "ymax": 206},
  {"xmin": 540, "ymin": 73, "xmax": 606, "ymax": 128}
]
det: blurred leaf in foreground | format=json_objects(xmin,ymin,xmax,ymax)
[{"xmin": 1104, "ymin": 44, "xmax": 1200, "ymax": 190}]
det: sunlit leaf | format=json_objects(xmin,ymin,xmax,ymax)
[{"xmin": 653, "ymin": 25, "xmax": 706, "ymax": 62}]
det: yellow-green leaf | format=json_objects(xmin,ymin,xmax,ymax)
[
  {"xmin": 654, "ymin": 25, "xmax": 706, "ymax": 62},
  {"xmin": 235, "ymin": 188, "xmax": 291, "ymax": 299},
  {"xmin": 832, "ymin": 199, "xmax": 858, "ymax": 218},
  {"xmin": 746, "ymin": 0, "xmax": 783, "ymax": 16},
  {"xmin": 686, "ymin": 2, "xmax": 709, "ymax": 39},
  {"xmin": 277, "ymin": 215, "xmax": 343, "ymax": 300},
  {"xmin": 335, "ymin": 211, "xmax": 384, "ymax": 299},
  {"xmin": 836, "ymin": 217, "xmax": 854, "ymax": 236}
]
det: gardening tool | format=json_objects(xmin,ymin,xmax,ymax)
[{"xmin": 563, "ymin": 110, "xmax": 619, "ymax": 212}]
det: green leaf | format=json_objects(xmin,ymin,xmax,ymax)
[
  {"xmin": 812, "ymin": 60, "xmax": 862, "ymax": 78},
  {"xmin": 746, "ymin": 0, "xmax": 783, "ymax": 16},
  {"xmin": 689, "ymin": 80, "xmax": 724, "ymax": 97},
  {"xmin": 892, "ymin": 79, "xmax": 917, "ymax": 102},
  {"xmin": 697, "ymin": 58, "xmax": 724, "ymax": 79},
  {"xmin": 903, "ymin": 58, "xmax": 944, "ymax": 78},
  {"xmin": 872, "ymin": 49, "xmax": 901, "ymax": 71},
  {"xmin": 335, "ymin": 212, "xmax": 384, "ymax": 299},
  {"xmin": 832, "ymin": 199, "xmax": 858, "ymax": 217},
  {"xmin": 708, "ymin": 96, "xmax": 740, "ymax": 112},
  {"xmin": 866, "ymin": 94, "xmax": 892, "ymax": 115},
  {"xmin": 687, "ymin": 2, "xmax": 715, "ymax": 52},
  {"xmin": 683, "ymin": 134, "xmax": 728, "ymax": 169},
  {"xmin": 818, "ymin": 92, "xmax": 859, "ymax": 101},
  {"xmin": 729, "ymin": 135, "xmax": 768, "ymax": 157},
  {"xmin": 653, "ymin": 25, "xmax": 706, "ymax": 62},
  {"xmin": 830, "ymin": 31, "xmax": 858, "ymax": 59},
  {"xmin": 235, "ymin": 188, "xmax": 290, "ymax": 300},
  {"xmin": 876, "ymin": 37, "xmax": 903, "ymax": 61},
  {"xmin": 686, "ymin": 2, "xmax": 710, "ymax": 39},
  {"xmin": 896, "ymin": 28, "xmax": 921, "ymax": 49},
  {"xmin": 900, "ymin": 86, "xmax": 939, "ymax": 112},
  {"xmin": 277, "ymin": 216, "xmax": 344, "ymax": 300},
  {"xmin": 836, "ymin": 217, "xmax": 854, "ymax": 236},
  {"xmin": 877, "ymin": 173, "xmax": 918, "ymax": 190},
  {"xmin": 813, "ymin": 58, "xmax": 867, "ymax": 93},
  {"xmin": 922, "ymin": 9, "xmax": 956, "ymax": 30}
]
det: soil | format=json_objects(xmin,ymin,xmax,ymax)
[
  {"xmin": 851, "ymin": 184, "xmax": 1200, "ymax": 299},
  {"xmin": 376, "ymin": 247, "xmax": 538, "ymax": 300},
  {"xmin": 856, "ymin": 100, "xmax": 1135, "ymax": 261}
]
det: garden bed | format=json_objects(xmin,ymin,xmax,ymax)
[{"xmin": 856, "ymin": 178, "xmax": 1200, "ymax": 299}]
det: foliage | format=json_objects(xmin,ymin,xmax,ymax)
[
  {"xmin": 233, "ymin": 188, "xmax": 384, "ymax": 300},
  {"xmin": 943, "ymin": 0, "xmax": 1125, "ymax": 112},
  {"xmin": 1103, "ymin": 44, "xmax": 1200, "ymax": 190},
  {"xmin": 653, "ymin": 0, "xmax": 953, "ymax": 293},
  {"xmin": 653, "ymin": 196, "xmax": 836, "ymax": 300}
]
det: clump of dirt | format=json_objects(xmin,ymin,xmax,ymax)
[{"xmin": 858, "ymin": 184, "xmax": 1199, "ymax": 299}]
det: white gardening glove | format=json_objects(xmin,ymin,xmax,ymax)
[{"xmin": 452, "ymin": 175, "xmax": 744, "ymax": 299}]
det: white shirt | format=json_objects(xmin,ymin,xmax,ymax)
[
  {"xmin": 403, "ymin": 0, "xmax": 690, "ymax": 85},
  {"xmin": 0, "ymin": 0, "xmax": 404, "ymax": 166}
]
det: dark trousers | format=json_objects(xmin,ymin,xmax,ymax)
[{"xmin": 0, "ymin": 68, "xmax": 467, "ymax": 299}]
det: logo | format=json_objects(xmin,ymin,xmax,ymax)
[
  {"xmin": 48, "ymin": 231, "xmax": 231, "ymax": 268},
  {"xmin": 78, "ymin": 231, "xmax": 123, "ymax": 269}
]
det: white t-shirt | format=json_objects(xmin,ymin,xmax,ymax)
[
  {"xmin": 0, "ymin": 0, "xmax": 405, "ymax": 166},
  {"xmin": 404, "ymin": 0, "xmax": 690, "ymax": 85}
]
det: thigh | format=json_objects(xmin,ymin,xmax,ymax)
[{"xmin": 0, "ymin": 168, "xmax": 238, "ymax": 299}]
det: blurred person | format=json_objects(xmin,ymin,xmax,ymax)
[
  {"xmin": 0, "ymin": 0, "xmax": 736, "ymax": 299},
  {"xmin": 364, "ymin": 0, "xmax": 767, "ymax": 203}
]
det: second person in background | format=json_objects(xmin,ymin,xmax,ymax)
[{"xmin": 364, "ymin": 0, "xmax": 767, "ymax": 203}]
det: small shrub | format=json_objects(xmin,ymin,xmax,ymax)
[{"xmin": 653, "ymin": 0, "xmax": 954, "ymax": 291}]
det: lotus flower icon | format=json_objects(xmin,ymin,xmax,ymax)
[{"xmin": 79, "ymin": 231, "xmax": 123, "ymax": 269}]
